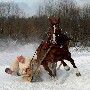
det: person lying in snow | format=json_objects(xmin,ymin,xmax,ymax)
[
  {"xmin": 17, "ymin": 55, "xmax": 42, "ymax": 82},
  {"xmin": 5, "ymin": 55, "xmax": 42, "ymax": 82}
]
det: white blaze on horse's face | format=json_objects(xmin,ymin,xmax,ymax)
[
  {"xmin": 53, "ymin": 25, "xmax": 56, "ymax": 33},
  {"xmin": 52, "ymin": 25, "xmax": 56, "ymax": 44}
]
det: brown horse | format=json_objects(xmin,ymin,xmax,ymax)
[{"xmin": 36, "ymin": 17, "xmax": 81, "ymax": 78}]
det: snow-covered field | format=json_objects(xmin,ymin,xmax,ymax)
[{"xmin": 0, "ymin": 40, "xmax": 90, "ymax": 90}]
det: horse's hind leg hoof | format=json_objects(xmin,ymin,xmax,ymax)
[
  {"xmin": 76, "ymin": 73, "xmax": 81, "ymax": 76},
  {"xmin": 64, "ymin": 65, "xmax": 70, "ymax": 71}
]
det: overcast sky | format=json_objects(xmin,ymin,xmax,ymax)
[
  {"xmin": 0, "ymin": 0, "xmax": 90, "ymax": 16},
  {"xmin": 0, "ymin": 0, "xmax": 90, "ymax": 5}
]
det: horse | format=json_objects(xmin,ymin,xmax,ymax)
[{"xmin": 36, "ymin": 17, "xmax": 81, "ymax": 78}]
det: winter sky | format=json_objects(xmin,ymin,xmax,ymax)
[{"xmin": 0, "ymin": 0, "xmax": 90, "ymax": 16}]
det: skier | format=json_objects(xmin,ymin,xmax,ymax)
[
  {"xmin": 17, "ymin": 55, "xmax": 32, "ymax": 75},
  {"xmin": 18, "ymin": 55, "xmax": 42, "ymax": 82},
  {"xmin": 5, "ymin": 55, "xmax": 42, "ymax": 82}
]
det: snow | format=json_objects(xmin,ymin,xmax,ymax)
[{"xmin": 0, "ymin": 41, "xmax": 90, "ymax": 90}]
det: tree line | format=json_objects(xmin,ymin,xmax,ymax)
[{"xmin": 0, "ymin": 0, "xmax": 90, "ymax": 46}]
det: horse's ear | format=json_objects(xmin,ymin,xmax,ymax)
[{"xmin": 49, "ymin": 19, "xmax": 53, "ymax": 25}]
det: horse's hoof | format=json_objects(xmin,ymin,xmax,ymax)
[
  {"xmin": 76, "ymin": 73, "xmax": 81, "ymax": 76},
  {"xmin": 51, "ymin": 76, "xmax": 55, "ymax": 80},
  {"xmin": 64, "ymin": 66, "xmax": 70, "ymax": 71},
  {"xmin": 66, "ymin": 67, "xmax": 70, "ymax": 71}
]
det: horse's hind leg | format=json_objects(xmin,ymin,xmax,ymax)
[
  {"xmin": 43, "ymin": 63, "xmax": 54, "ymax": 77},
  {"xmin": 51, "ymin": 62, "xmax": 57, "ymax": 77}
]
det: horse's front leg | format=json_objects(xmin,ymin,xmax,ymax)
[
  {"xmin": 66, "ymin": 52, "xmax": 81, "ymax": 76},
  {"xmin": 60, "ymin": 59, "xmax": 70, "ymax": 71},
  {"xmin": 70, "ymin": 58, "xmax": 81, "ymax": 76}
]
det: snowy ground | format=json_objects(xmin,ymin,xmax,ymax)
[{"xmin": 0, "ymin": 41, "xmax": 90, "ymax": 90}]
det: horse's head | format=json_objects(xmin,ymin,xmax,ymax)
[
  {"xmin": 48, "ymin": 17, "xmax": 61, "ymax": 44},
  {"xmin": 49, "ymin": 17, "xmax": 61, "ymax": 35}
]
